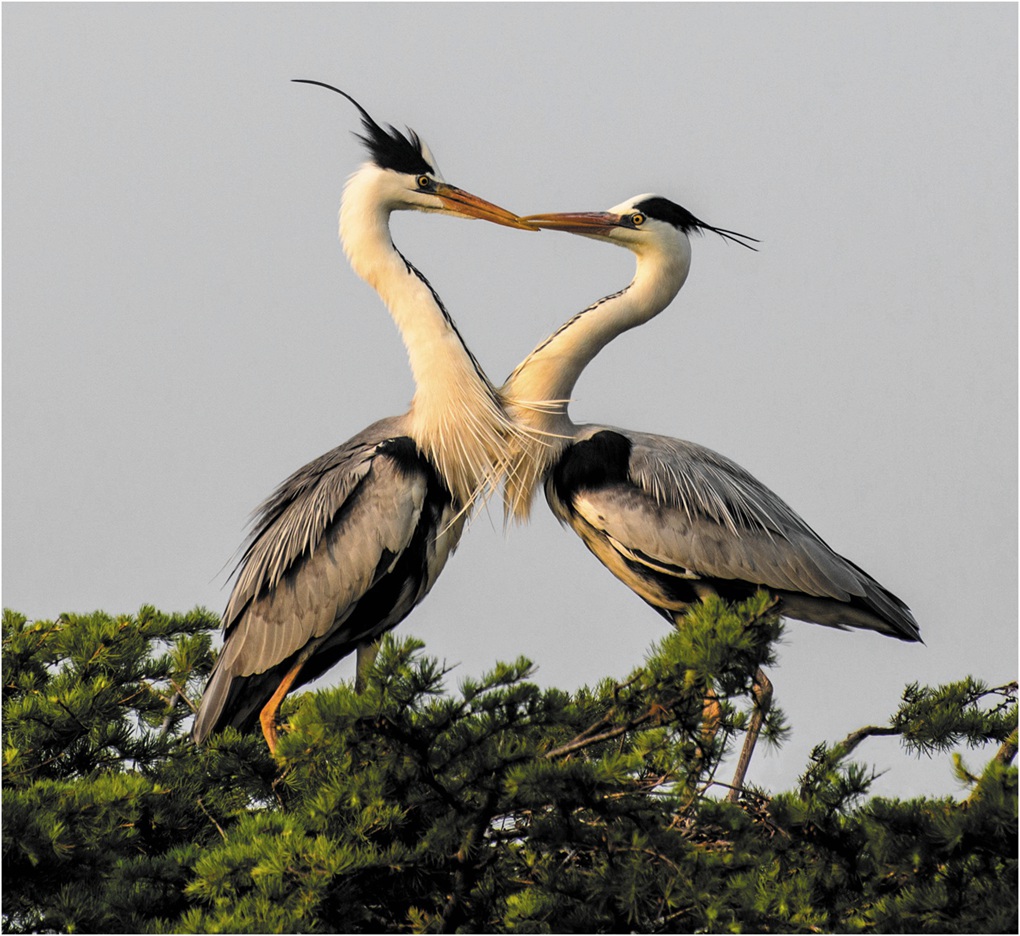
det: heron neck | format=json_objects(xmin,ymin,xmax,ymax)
[
  {"xmin": 503, "ymin": 244, "xmax": 689, "ymax": 428},
  {"xmin": 499, "ymin": 243, "xmax": 689, "ymax": 521},
  {"xmin": 339, "ymin": 171, "xmax": 512, "ymax": 506}
]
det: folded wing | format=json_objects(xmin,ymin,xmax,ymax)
[
  {"xmin": 193, "ymin": 416, "xmax": 461, "ymax": 741},
  {"xmin": 547, "ymin": 427, "xmax": 920, "ymax": 641}
]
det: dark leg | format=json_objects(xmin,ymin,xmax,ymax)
[
  {"xmin": 727, "ymin": 667, "xmax": 773, "ymax": 802},
  {"xmin": 355, "ymin": 637, "xmax": 381, "ymax": 694}
]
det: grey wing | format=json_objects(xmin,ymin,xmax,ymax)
[
  {"xmin": 222, "ymin": 417, "xmax": 410, "ymax": 635},
  {"xmin": 549, "ymin": 427, "xmax": 919, "ymax": 640},
  {"xmin": 194, "ymin": 417, "xmax": 459, "ymax": 741}
]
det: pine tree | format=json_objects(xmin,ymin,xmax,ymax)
[{"xmin": 3, "ymin": 601, "xmax": 1016, "ymax": 933}]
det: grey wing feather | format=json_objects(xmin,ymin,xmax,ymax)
[
  {"xmin": 218, "ymin": 459, "xmax": 424, "ymax": 676},
  {"xmin": 223, "ymin": 415, "xmax": 409, "ymax": 630},
  {"xmin": 563, "ymin": 426, "xmax": 919, "ymax": 640},
  {"xmin": 194, "ymin": 416, "xmax": 435, "ymax": 741}
]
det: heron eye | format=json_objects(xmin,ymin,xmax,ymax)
[
  {"xmin": 631, "ymin": 213, "xmax": 645, "ymax": 226},
  {"xmin": 417, "ymin": 175, "xmax": 431, "ymax": 189}
]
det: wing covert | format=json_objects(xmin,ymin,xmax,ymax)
[
  {"xmin": 554, "ymin": 427, "xmax": 872, "ymax": 604},
  {"xmin": 218, "ymin": 419, "xmax": 433, "ymax": 680}
]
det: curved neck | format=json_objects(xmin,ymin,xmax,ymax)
[
  {"xmin": 339, "ymin": 167, "xmax": 512, "ymax": 506},
  {"xmin": 503, "ymin": 241, "xmax": 690, "ymax": 428},
  {"xmin": 499, "ymin": 239, "xmax": 690, "ymax": 520}
]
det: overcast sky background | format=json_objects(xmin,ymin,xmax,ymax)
[{"xmin": 4, "ymin": 3, "xmax": 1016, "ymax": 798}]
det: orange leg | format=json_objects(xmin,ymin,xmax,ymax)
[
  {"xmin": 702, "ymin": 686, "xmax": 721, "ymax": 737},
  {"xmin": 693, "ymin": 686, "xmax": 723, "ymax": 769},
  {"xmin": 259, "ymin": 655, "xmax": 308, "ymax": 755}
]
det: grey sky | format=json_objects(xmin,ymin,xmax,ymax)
[{"xmin": 4, "ymin": 3, "xmax": 1016, "ymax": 798}]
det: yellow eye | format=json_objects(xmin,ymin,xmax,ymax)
[
  {"xmin": 632, "ymin": 213, "xmax": 645, "ymax": 226},
  {"xmin": 417, "ymin": 175, "xmax": 431, "ymax": 189}
]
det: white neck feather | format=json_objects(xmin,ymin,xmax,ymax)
[
  {"xmin": 340, "ymin": 166, "xmax": 516, "ymax": 508},
  {"xmin": 500, "ymin": 238, "xmax": 691, "ymax": 520}
]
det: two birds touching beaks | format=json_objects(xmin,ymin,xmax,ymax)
[{"xmin": 192, "ymin": 82, "xmax": 920, "ymax": 802}]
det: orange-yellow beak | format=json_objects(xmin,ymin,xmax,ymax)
[
  {"xmin": 519, "ymin": 211, "xmax": 624, "ymax": 234},
  {"xmin": 434, "ymin": 182, "xmax": 538, "ymax": 230}
]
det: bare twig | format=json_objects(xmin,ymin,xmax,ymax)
[
  {"xmin": 544, "ymin": 706, "xmax": 663, "ymax": 760},
  {"xmin": 196, "ymin": 797, "xmax": 227, "ymax": 841},
  {"xmin": 170, "ymin": 677, "xmax": 200, "ymax": 715},
  {"xmin": 833, "ymin": 724, "xmax": 901, "ymax": 759}
]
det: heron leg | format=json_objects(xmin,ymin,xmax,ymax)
[
  {"xmin": 355, "ymin": 637, "xmax": 381, "ymax": 694},
  {"xmin": 702, "ymin": 686, "xmax": 721, "ymax": 735},
  {"xmin": 682, "ymin": 594, "xmax": 726, "ymax": 764},
  {"xmin": 259, "ymin": 655, "xmax": 308, "ymax": 756},
  {"xmin": 727, "ymin": 667, "xmax": 773, "ymax": 802},
  {"xmin": 693, "ymin": 686, "xmax": 723, "ymax": 772}
]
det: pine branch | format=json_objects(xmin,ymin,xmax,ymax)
[
  {"xmin": 544, "ymin": 704, "xmax": 666, "ymax": 760},
  {"xmin": 832, "ymin": 724, "xmax": 901, "ymax": 758},
  {"xmin": 994, "ymin": 727, "xmax": 1017, "ymax": 765},
  {"xmin": 196, "ymin": 797, "xmax": 228, "ymax": 841},
  {"xmin": 438, "ymin": 788, "xmax": 500, "ymax": 934}
]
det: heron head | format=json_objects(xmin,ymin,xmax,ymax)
[
  {"xmin": 292, "ymin": 80, "xmax": 534, "ymax": 230},
  {"xmin": 522, "ymin": 194, "xmax": 757, "ymax": 251}
]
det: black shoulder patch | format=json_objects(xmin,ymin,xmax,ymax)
[
  {"xmin": 552, "ymin": 430, "xmax": 632, "ymax": 504},
  {"xmin": 377, "ymin": 436, "xmax": 427, "ymax": 477},
  {"xmin": 376, "ymin": 436, "xmax": 449, "ymax": 496}
]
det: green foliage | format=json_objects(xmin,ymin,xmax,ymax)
[
  {"xmin": 2, "ymin": 608, "xmax": 276, "ymax": 933},
  {"xmin": 3, "ymin": 600, "xmax": 1016, "ymax": 933}
]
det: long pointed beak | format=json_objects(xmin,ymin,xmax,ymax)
[
  {"xmin": 434, "ymin": 183, "xmax": 537, "ymax": 230},
  {"xmin": 519, "ymin": 211, "xmax": 623, "ymax": 235}
]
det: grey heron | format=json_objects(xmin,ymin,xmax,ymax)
[
  {"xmin": 192, "ymin": 83, "xmax": 533, "ymax": 753},
  {"xmin": 500, "ymin": 195, "xmax": 920, "ymax": 798}
]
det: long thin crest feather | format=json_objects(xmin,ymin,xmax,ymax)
[{"xmin": 292, "ymin": 79, "xmax": 433, "ymax": 175}]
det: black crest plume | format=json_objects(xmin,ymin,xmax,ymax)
[
  {"xmin": 292, "ymin": 79, "xmax": 434, "ymax": 176},
  {"xmin": 634, "ymin": 196, "xmax": 759, "ymax": 251}
]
